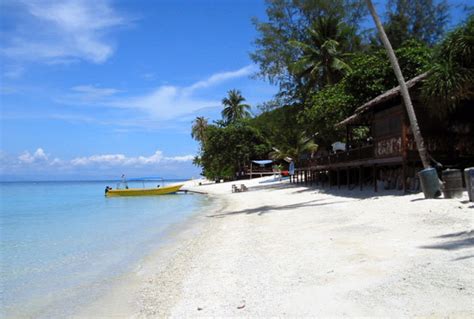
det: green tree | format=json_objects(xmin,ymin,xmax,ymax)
[
  {"xmin": 199, "ymin": 123, "xmax": 271, "ymax": 180},
  {"xmin": 345, "ymin": 39, "xmax": 432, "ymax": 104},
  {"xmin": 422, "ymin": 15, "xmax": 474, "ymax": 115},
  {"xmin": 191, "ymin": 116, "xmax": 209, "ymax": 143},
  {"xmin": 221, "ymin": 89, "xmax": 251, "ymax": 125},
  {"xmin": 384, "ymin": 0, "xmax": 449, "ymax": 48},
  {"xmin": 250, "ymin": 103, "xmax": 304, "ymax": 156},
  {"xmin": 251, "ymin": 0, "xmax": 366, "ymax": 102},
  {"xmin": 269, "ymin": 132, "xmax": 318, "ymax": 164},
  {"xmin": 298, "ymin": 82, "xmax": 355, "ymax": 146},
  {"xmin": 289, "ymin": 15, "xmax": 354, "ymax": 89}
]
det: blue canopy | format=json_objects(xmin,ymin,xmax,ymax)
[{"xmin": 252, "ymin": 160, "xmax": 273, "ymax": 165}]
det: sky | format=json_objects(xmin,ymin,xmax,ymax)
[{"xmin": 0, "ymin": 0, "xmax": 470, "ymax": 181}]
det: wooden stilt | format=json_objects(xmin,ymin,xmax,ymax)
[
  {"xmin": 402, "ymin": 162, "xmax": 407, "ymax": 194},
  {"xmin": 337, "ymin": 169, "xmax": 341, "ymax": 189},
  {"xmin": 373, "ymin": 165, "xmax": 378, "ymax": 192},
  {"xmin": 347, "ymin": 168, "xmax": 350, "ymax": 189},
  {"xmin": 359, "ymin": 166, "xmax": 363, "ymax": 190}
]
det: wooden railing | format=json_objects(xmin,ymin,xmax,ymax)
[{"xmin": 303, "ymin": 145, "xmax": 374, "ymax": 167}]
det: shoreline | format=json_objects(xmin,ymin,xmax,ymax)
[
  {"xmin": 75, "ymin": 188, "xmax": 228, "ymax": 318},
  {"xmin": 78, "ymin": 177, "xmax": 473, "ymax": 317}
]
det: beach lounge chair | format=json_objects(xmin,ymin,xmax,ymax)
[{"xmin": 232, "ymin": 184, "xmax": 239, "ymax": 193}]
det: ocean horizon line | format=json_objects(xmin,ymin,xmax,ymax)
[{"xmin": 0, "ymin": 177, "xmax": 193, "ymax": 183}]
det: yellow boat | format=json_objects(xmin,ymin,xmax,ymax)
[{"xmin": 105, "ymin": 184, "xmax": 184, "ymax": 197}]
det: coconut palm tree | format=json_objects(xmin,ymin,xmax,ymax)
[
  {"xmin": 221, "ymin": 89, "xmax": 251, "ymax": 124},
  {"xmin": 289, "ymin": 16, "xmax": 354, "ymax": 89},
  {"xmin": 191, "ymin": 116, "xmax": 208, "ymax": 143},
  {"xmin": 366, "ymin": 0, "xmax": 430, "ymax": 169},
  {"xmin": 422, "ymin": 16, "xmax": 474, "ymax": 115},
  {"xmin": 269, "ymin": 132, "xmax": 318, "ymax": 164}
]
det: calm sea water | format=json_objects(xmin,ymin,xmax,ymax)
[{"xmin": 0, "ymin": 180, "xmax": 211, "ymax": 318}]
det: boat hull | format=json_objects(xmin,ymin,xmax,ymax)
[{"xmin": 106, "ymin": 184, "xmax": 184, "ymax": 197}]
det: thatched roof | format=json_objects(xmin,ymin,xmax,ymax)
[{"xmin": 337, "ymin": 72, "xmax": 428, "ymax": 127}]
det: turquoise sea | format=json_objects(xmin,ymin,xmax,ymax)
[{"xmin": 0, "ymin": 180, "xmax": 210, "ymax": 318}]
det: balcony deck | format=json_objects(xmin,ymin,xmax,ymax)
[{"xmin": 299, "ymin": 145, "xmax": 403, "ymax": 170}]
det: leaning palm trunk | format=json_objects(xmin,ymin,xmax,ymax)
[{"xmin": 365, "ymin": 0, "xmax": 430, "ymax": 169}]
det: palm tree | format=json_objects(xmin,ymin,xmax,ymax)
[
  {"xmin": 289, "ymin": 16, "xmax": 353, "ymax": 89},
  {"xmin": 269, "ymin": 132, "xmax": 318, "ymax": 164},
  {"xmin": 191, "ymin": 116, "xmax": 208, "ymax": 143},
  {"xmin": 366, "ymin": 0, "xmax": 430, "ymax": 169},
  {"xmin": 422, "ymin": 16, "xmax": 474, "ymax": 116},
  {"xmin": 221, "ymin": 89, "xmax": 251, "ymax": 124}
]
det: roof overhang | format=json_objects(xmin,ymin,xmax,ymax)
[{"xmin": 336, "ymin": 72, "xmax": 428, "ymax": 128}]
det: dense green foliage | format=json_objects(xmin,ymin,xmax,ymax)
[
  {"xmin": 384, "ymin": 0, "xmax": 449, "ymax": 48},
  {"xmin": 422, "ymin": 15, "xmax": 474, "ymax": 114},
  {"xmin": 345, "ymin": 39, "xmax": 432, "ymax": 104},
  {"xmin": 289, "ymin": 15, "xmax": 354, "ymax": 90},
  {"xmin": 198, "ymin": 123, "xmax": 271, "ymax": 180},
  {"xmin": 298, "ymin": 82, "xmax": 355, "ymax": 146},
  {"xmin": 249, "ymin": 104, "xmax": 317, "ymax": 163},
  {"xmin": 251, "ymin": 0, "xmax": 366, "ymax": 103},
  {"xmin": 192, "ymin": 1, "xmax": 471, "ymax": 179}
]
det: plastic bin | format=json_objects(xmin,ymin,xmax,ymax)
[
  {"xmin": 441, "ymin": 169, "xmax": 464, "ymax": 198},
  {"xmin": 418, "ymin": 167, "xmax": 441, "ymax": 199},
  {"xmin": 464, "ymin": 167, "xmax": 474, "ymax": 202}
]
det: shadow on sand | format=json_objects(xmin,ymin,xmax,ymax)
[
  {"xmin": 207, "ymin": 198, "xmax": 359, "ymax": 218},
  {"xmin": 247, "ymin": 181, "xmax": 409, "ymax": 200},
  {"xmin": 419, "ymin": 231, "xmax": 474, "ymax": 261}
]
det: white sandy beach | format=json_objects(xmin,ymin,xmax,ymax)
[{"xmin": 78, "ymin": 176, "xmax": 473, "ymax": 318}]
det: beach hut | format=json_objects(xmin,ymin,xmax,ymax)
[
  {"xmin": 295, "ymin": 73, "xmax": 474, "ymax": 192},
  {"xmin": 248, "ymin": 160, "xmax": 275, "ymax": 179}
]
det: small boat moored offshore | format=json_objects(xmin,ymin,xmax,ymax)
[
  {"xmin": 105, "ymin": 176, "xmax": 184, "ymax": 197},
  {"xmin": 105, "ymin": 184, "xmax": 184, "ymax": 197}
]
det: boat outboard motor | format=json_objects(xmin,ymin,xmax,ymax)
[{"xmin": 105, "ymin": 186, "xmax": 111, "ymax": 195}]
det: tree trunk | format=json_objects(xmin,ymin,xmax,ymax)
[{"xmin": 365, "ymin": 0, "xmax": 430, "ymax": 169}]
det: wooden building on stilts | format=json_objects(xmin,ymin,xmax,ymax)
[{"xmin": 294, "ymin": 73, "xmax": 474, "ymax": 192}]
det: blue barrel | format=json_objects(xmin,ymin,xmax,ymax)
[
  {"xmin": 464, "ymin": 167, "xmax": 474, "ymax": 202},
  {"xmin": 418, "ymin": 167, "xmax": 441, "ymax": 199},
  {"xmin": 442, "ymin": 169, "xmax": 464, "ymax": 199}
]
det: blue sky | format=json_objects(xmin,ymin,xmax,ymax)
[{"xmin": 0, "ymin": 0, "xmax": 470, "ymax": 180}]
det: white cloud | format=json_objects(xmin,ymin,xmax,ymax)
[
  {"xmin": 58, "ymin": 65, "xmax": 254, "ymax": 122},
  {"xmin": 1, "ymin": 0, "xmax": 126, "ymax": 64},
  {"xmin": 71, "ymin": 150, "xmax": 194, "ymax": 166},
  {"xmin": 72, "ymin": 85, "xmax": 120, "ymax": 98},
  {"xmin": 105, "ymin": 65, "xmax": 255, "ymax": 120},
  {"xmin": 10, "ymin": 148, "xmax": 194, "ymax": 168},
  {"xmin": 185, "ymin": 65, "xmax": 257, "ymax": 92},
  {"xmin": 110, "ymin": 85, "xmax": 218, "ymax": 120},
  {"xmin": 18, "ymin": 148, "xmax": 48, "ymax": 163},
  {"xmin": 169, "ymin": 155, "xmax": 195, "ymax": 162},
  {"xmin": 1, "ymin": 148, "xmax": 198, "ymax": 178}
]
